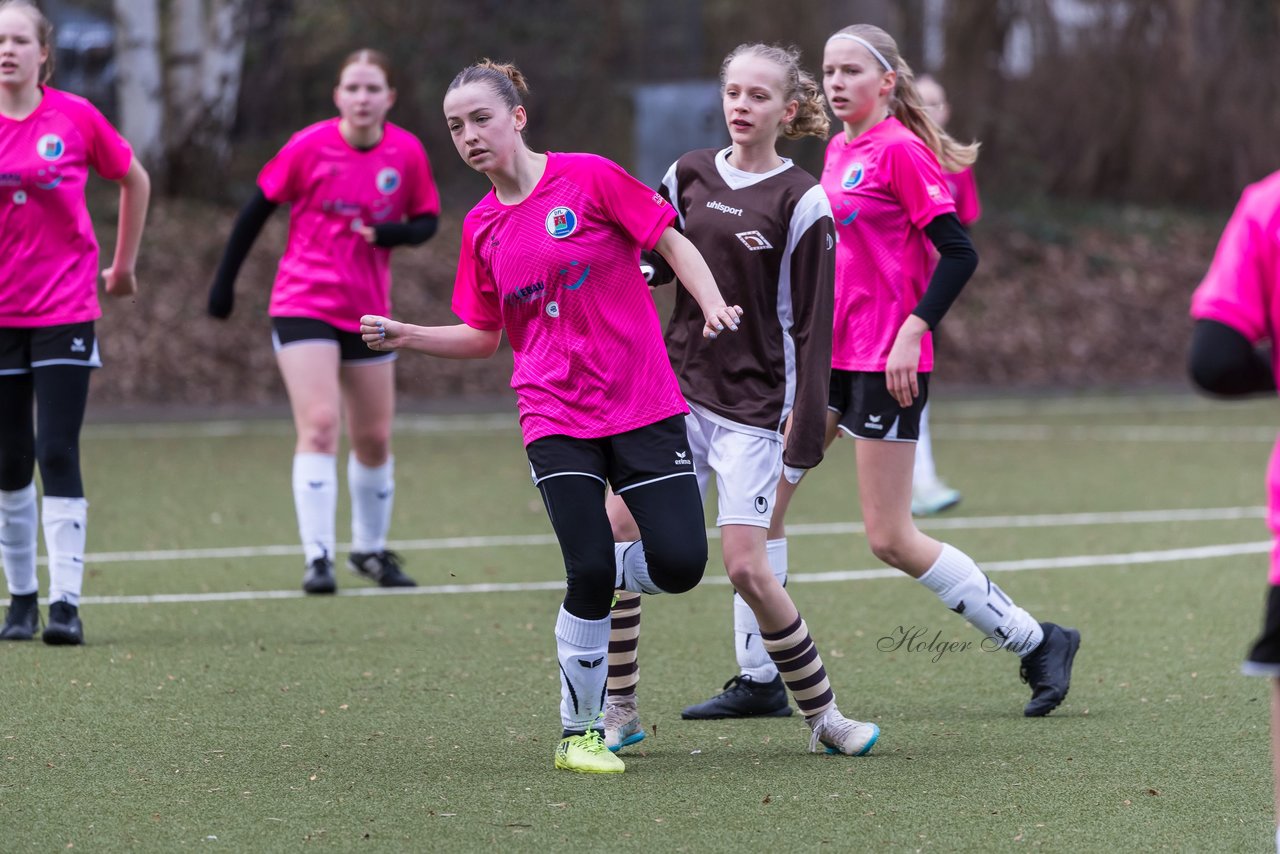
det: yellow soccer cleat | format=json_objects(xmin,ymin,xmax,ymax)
[{"xmin": 553, "ymin": 730, "xmax": 625, "ymax": 774}]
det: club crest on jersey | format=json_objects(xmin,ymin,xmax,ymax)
[
  {"xmin": 735, "ymin": 230, "xmax": 773, "ymax": 251},
  {"xmin": 545, "ymin": 206, "xmax": 579, "ymax": 239},
  {"xmin": 36, "ymin": 134, "xmax": 65, "ymax": 162},
  {"xmin": 375, "ymin": 167, "xmax": 401, "ymax": 194},
  {"xmin": 841, "ymin": 162, "xmax": 865, "ymax": 190}
]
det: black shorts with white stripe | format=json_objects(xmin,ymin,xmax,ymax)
[
  {"xmin": 271, "ymin": 316, "xmax": 395, "ymax": 365},
  {"xmin": 0, "ymin": 321, "xmax": 101, "ymax": 375},
  {"xmin": 828, "ymin": 369, "xmax": 929, "ymax": 442},
  {"xmin": 1243, "ymin": 584, "xmax": 1280, "ymax": 677},
  {"xmin": 525, "ymin": 414, "xmax": 696, "ymax": 492}
]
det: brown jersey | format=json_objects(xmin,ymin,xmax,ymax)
[{"xmin": 662, "ymin": 148, "xmax": 835, "ymax": 471}]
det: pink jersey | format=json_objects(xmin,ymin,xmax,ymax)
[
  {"xmin": 0, "ymin": 87, "xmax": 133, "ymax": 327},
  {"xmin": 452, "ymin": 152, "xmax": 683, "ymax": 445},
  {"xmin": 822, "ymin": 117, "xmax": 956, "ymax": 372},
  {"xmin": 259, "ymin": 119, "xmax": 440, "ymax": 332},
  {"xmin": 1190, "ymin": 170, "xmax": 1280, "ymax": 583},
  {"xmin": 945, "ymin": 166, "xmax": 981, "ymax": 227}
]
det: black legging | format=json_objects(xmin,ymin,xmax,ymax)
[
  {"xmin": 0, "ymin": 365, "xmax": 92, "ymax": 496},
  {"xmin": 538, "ymin": 473, "xmax": 708, "ymax": 620}
]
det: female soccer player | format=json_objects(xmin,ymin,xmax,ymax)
[
  {"xmin": 756, "ymin": 24, "xmax": 1079, "ymax": 718},
  {"xmin": 0, "ymin": 0, "xmax": 150, "ymax": 646},
  {"xmin": 909, "ymin": 74, "xmax": 981, "ymax": 517},
  {"xmin": 359, "ymin": 60, "xmax": 742, "ymax": 774},
  {"xmin": 209, "ymin": 49, "xmax": 440, "ymax": 594},
  {"xmin": 602, "ymin": 44, "xmax": 879, "ymax": 759},
  {"xmin": 1188, "ymin": 170, "xmax": 1280, "ymax": 852}
]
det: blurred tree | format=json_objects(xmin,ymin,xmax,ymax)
[{"xmin": 112, "ymin": 0, "xmax": 249, "ymax": 195}]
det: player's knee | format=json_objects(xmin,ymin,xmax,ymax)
[
  {"xmin": 350, "ymin": 434, "xmax": 390, "ymax": 465},
  {"xmin": 724, "ymin": 560, "xmax": 770, "ymax": 598},
  {"xmin": 866, "ymin": 527, "xmax": 911, "ymax": 568},
  {"xmin": 34, "ymin": 439, "xmax": 81, "ymax": 493},
  {"xmin": 0, "ymin": 450, "xmax": 35, "ymax": 492},
  {"xmin": 298, "ymin": 409, "xmax": 341, "ymax": 452},
  {"xmin": 645, "ymin": 537, "xmax": 707, "ymax": 594}
]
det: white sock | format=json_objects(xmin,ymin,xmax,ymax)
[
  {"xmin": 43, "ymin": 496, "xmax": 87, "ymax": 606},
  {"xmin": 293, "ymin": 453, "xmax": 337, "ymax": 564},
  {"xmin": 614, "ymin": 541, "xmax": 663, "ymax": 594},
  {"xmin": 555, "ymin": 606, "xmax": 611, "ymax": 733},
  {"xmin": 0, "ymin": 483, "xmax": 39, "ymax": 596},
  {"xmin": 348, "ymin": 453, "xmax": 394, "ymax": 554},
  {"xmin": 918, "ymin": 543, "xmax": 1044, "ymax": 655},
  {"xmin": 735, "ymin": 538, "xmax": 789, "ymax": 682},
  {"xmin": 914, "ymin": 402, "xmax": 938, "ymax": 488}
]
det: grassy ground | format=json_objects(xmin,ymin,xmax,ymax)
[{"xmin": 0, "ymin": 392, "xmax": 1275, "ymax": 851}]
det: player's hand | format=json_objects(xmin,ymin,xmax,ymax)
[
  {"xmin": 360, "ymin": 314, "xmax": 404, "ymax": 351},
  {"xmin": 356, "ymin": 224, "xmax": 378, "ymax": 245},
  {"xmin": 885, "ymin": 317, "xmax": 928, "ymax": 407},
  {"xmin": 703, "ymin": 304, "xmax": 744, "ymax": 339},
  {"xmin": 102, "ymin": 267, "xmax": 138, "ymax": 298}
]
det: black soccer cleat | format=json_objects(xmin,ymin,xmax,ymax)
[
  {"xmin": 348, "ymin": 550, "xmax": 416, "ymax": 588},
  {"xmin": 1020, "ymin": 622, "xmax": 1081, "ymax": 717},
  {"xmin": 302, "ymin": 556, "xmax": 337, "ymax": 595},
  {"xmin": 42, "ymin": 600, "xmax": 84, "ymax": 646},
  {"xmin": 681, "ymin": 674, "xmax": 793, "ymax": 719},
  {"xmin": 0, "ymin": 592, "xmax": 40, "ymax": 641}
]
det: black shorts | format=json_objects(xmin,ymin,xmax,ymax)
[
  {"xmin": 0, "ymin": 322, "xmax": 101, "ymax": 375},
  {"xmin": 271, "ymin": 316, "xmax": 394, "ymax": 365},
  {"xmin": 526, "ymin": 414, "xmax": 697, "ymax": 493},
  {"xmin": 828, "ymin": 369, "xmax": 929, "ymax": 442},
  {"xmin": 1243, "ymin": 585, "xmax": 1280, "ymax": 676}
]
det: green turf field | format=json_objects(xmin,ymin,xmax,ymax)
[{"xmin": 1, "ymin": 392, "xmax": 1276, "ymax": 851}]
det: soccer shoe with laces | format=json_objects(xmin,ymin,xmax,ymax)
[
  {"xmin": 554, "ymin": 730, "xmax": 625, "ymax": 774},
  {"xmin": 1019, "ymin": 621, "xmax": 1082, "ymax": 717},
  {"xmin": 681, "ymin": 673, "xmax": 793, "ymax": 719},
  {"xmin": 42, "ymin": 600, "xmax": 84, "ymax": 646},
  {"xmin": 0, "ymin": 593, "xmax": 40, "ymax": 640},
  {"xmin": 348, "ymin": 550, "xmax": 417, "ymax": 587},
  {"xmin": 302, "ymin": 556, "xmax": 337, "ymax": 594},
  {"xmin": 603, "ymin": 697, "xmax": 646, "ymax": 752},
  {"xmin": 911, "ymin": 480, "xmax": 962, "ymax": 516},
  {"xmin": 807, "ymin": 705, "xmax": 880, "ymax": 756}
]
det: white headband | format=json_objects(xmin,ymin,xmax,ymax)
[{"xmin": 828, "ymin": 33, "xmax": 895, "ymax": 73}]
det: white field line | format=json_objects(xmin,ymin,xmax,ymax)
[
  {"xmin": 940, "ymin": 424, "xmax": 1277, "ymax": 443},
  {"xmin": 53, "ymin": 506, "xmax": 1267, "ymax": 567},
  {"xmin": 80, "ymin": 540, "xmax": 1271, "ymax": 606}
]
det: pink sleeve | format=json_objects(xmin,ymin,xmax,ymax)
[
  {"xmin": 590, "ymin": 156, "xmax": 677, "ymax": 250},
  {"xmin": 257, "ymin": 134, "xmax": 303, "ymax": 203},
  {"xmin": 406, "ymin": 136, "xmax": 441, "ymax": 217},
  {"xmin": 952, "ymin": 167, "xmax": 981, "ymax": 226},
  {"xmin": 75, "ymin": 103, "xmax": 132, "ymax": 180},
  {"xmin": 450, "ymin": 216, "xmax": 504, "ymax": 331},
  {"xmin": 1191, "ymin": 186, "xmax": 1273, "ymax": 342},
  {"xmin": 887, "ymin": 139, "xmax": 956, "ymax": 229}
]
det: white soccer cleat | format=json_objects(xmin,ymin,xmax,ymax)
[
  {"xmin": 603, "ymin": 696, "xmax": 646, "ymax": 752},
  {"xmin": 807, "ymin": 705, "xmax": 880, "ymax": 756}
]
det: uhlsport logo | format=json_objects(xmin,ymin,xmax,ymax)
[
  {"xmin": 376, "ymin": 167, "xmax": 401, "ymax": 194},
  {"xmin": 841, "ymin": 161, "xmax": 865, "ymax": 190},
  {"xmin": 736, "ymin": 230, "xmax": 773, "ymax": 251},
  {"xmin": 36, "ymin": 134, "xmax": 65, "ymax": 162},
  {"xmin": 545, "ymin": 206, "xmax": 578, "ymax": 239}
]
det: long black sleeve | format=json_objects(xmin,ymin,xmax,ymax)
[
  {"xmin": 912, "ymin": 213, "xmax": 978, "ymax": 329},
  {"xmin": 1189, "ymin": 318, "xmax": 1275, "ymax": 396},
  {"xmin": 372, "ymin": 213, "xmax": 439, "ymax": 248},
  {"xmin": 208, "ymin": 189, "xmax": 278, "ymax": 318}
]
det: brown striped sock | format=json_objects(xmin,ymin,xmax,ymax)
[
  {"xmin": 607, "ymin": 591, "xmax": 642, "ymax": 699},
  {"xmin": 760, "ymin": 615, "xmax": 835, "ymax": 720}
]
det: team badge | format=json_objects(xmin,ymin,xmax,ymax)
[
  {"xmin": 545, "ymin": 206, "xmax": 578, "ymax": 239},
  {"xmin": 376, "ymin": 167, "xmax": 401, "ymax": 194},
  {"xmin": 841, "ymin": 161, "xmax": 865, "ymax": 190},
  {"xmin": 735, "ymin": 230, "xmax": 773, "ymax": 251},
  {"xmin": 36, "ymin": 134, "xmax": 65, "ymax": 162}
]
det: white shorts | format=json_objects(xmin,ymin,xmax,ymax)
[{"xmin": 684, "ymin": 405, "xmax": 783, "ymax": 528}]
